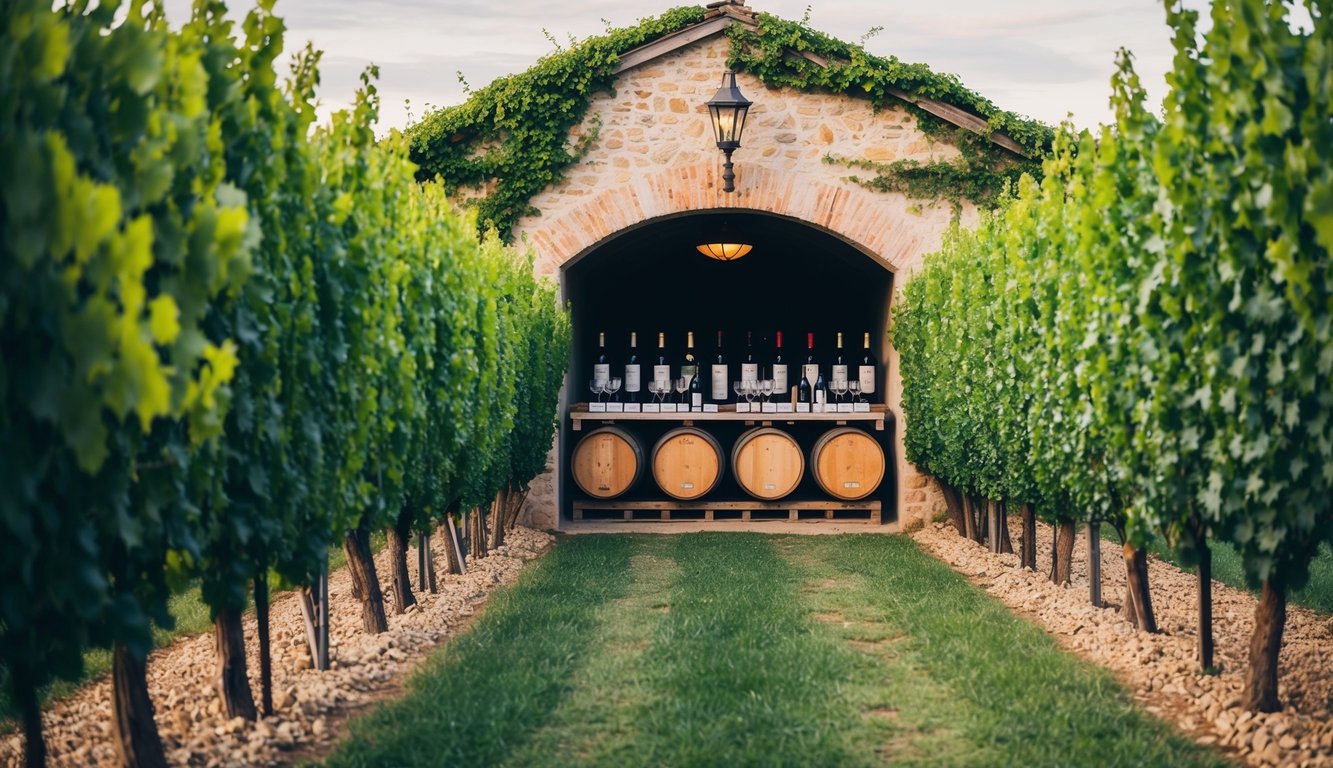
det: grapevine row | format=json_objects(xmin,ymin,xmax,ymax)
[
  {"xmin": 0, "ymin": 1, "xmax": 570, "ymax": 765},
  {"xmin": 894, "ymin": 0, "xmax": 1331, "ymax": 714}
]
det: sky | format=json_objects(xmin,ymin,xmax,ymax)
[{"xmin": 160, "ymin": 0, "xmax": 1224, "ymax": 133}]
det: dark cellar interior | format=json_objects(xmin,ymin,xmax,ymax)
[{"xmin": 560, "ymin": 210, "xmax": 896, "ymax": 520}]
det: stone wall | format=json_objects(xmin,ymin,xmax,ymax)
[{"xmin": 514, "ymin": 32, "xmax": 980, "ymax": 531}]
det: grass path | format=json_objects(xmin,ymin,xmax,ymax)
[{"xmin": 319, "ymin": 534, "xmax": 1228, "ymax": 767}]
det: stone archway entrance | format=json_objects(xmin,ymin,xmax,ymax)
[{"xmin": 508, "ymin": 26, "xmax": 982, "ymax": 531}]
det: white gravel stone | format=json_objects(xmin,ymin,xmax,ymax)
[{"xmin": 0, "ymin": 525, "xmax": 553, "ymax": 766}]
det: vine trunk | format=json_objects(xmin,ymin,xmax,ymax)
[{"xmin": 112, "ymin": 642, "xmax": 167, "ymax": 768}]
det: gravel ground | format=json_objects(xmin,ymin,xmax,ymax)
[
  {"xmin": 913, "ymin": 521, "xmax": 1333, "ymax": 768},
  {"xmin": 0, "ymin": 525, "xmax": 554, "ymax": 768}
]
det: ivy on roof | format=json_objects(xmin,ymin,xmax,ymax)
[{"xmin": 408, "ymin": 4, "xmax": 1052, "ymax": 240}]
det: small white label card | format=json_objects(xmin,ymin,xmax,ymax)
[
  {"xmin": 606, "ymin": 403, "xmax": 624, "ymax": 413},
  {"xmin": 812, "ymin": 403, "xmax": 825, "ymax": 413},
  {"xmin": 837, "ymin": 403, "xmax": 854, "ymax": 413},
  {"xmin": 589, "ymin": 402, "xmax": 607, "ymax": 413},
  {"xmin": 854, "ymin": 402, "xmax": 871, "ymax": 412},
  {"xmin": 761, "ymin": 402, "xmax": 778, "ymax": 413},
  {"xmin": 776, "ymin": 402, "xmax": 794, "ymax": 413},
  {"xmin": 703, "ymin": 403, "xmax": 719, "ymax": 413},
  {"xmin": 660, "ymin": 403, "xmax": 676, "ymax": 413},
  {"xmin": 736, "ymin": 402, "xmax": 751, "ymax": 413},
  {"xmin": 796, "ymin": 403, "xmax": 811, "ymax": 413},
  {"xmin": 642, "ymin": 403, "xmax": 660, "ymax": 413},
  {"xmin": 624, "ymin": 403, "xmax": 641, "ymax": 413}
]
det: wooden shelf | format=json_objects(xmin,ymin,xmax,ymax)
[
  {"xmin": 570, "ymin": 403, "xmax": 887, "ymax": 431},
  {"xmin": 572, "ymin": 498, "xmax": 881, "ymax": 524}
]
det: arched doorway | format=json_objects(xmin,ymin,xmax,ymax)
[{"xmin": 559, "ymin": 210, "xmax": 897, "ymax": 523}]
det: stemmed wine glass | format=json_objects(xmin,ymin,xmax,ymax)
[
  {"xmin": 607, "ymin": 377, "xmax": 622, "ymax": 402},
  {"xmin": 674, "ymin": 376, "xmax": 689, "ymax": 406},
  {"xmin": 733, "ymin": 380, "xmax": 743, "ymax": 408},
  {"xmin": 761, "ymin": 379, "xmax": 774, "ymax": 404},
  {"xmin": 849, "ymin": 380, "xmax": 863, "ymax": 404},
  {"xmin": 832, "ymin": 379, "xmax": 849, "ymax": 405},
  {"xmin": 649, "ymin": 379, "xmax": 665, "ymax": 403},
  {"xmin": 589, "ymin": 378, "xmax": 606, "ymax": 403},
  {"xmin": 744, "ymin": 380, "xmax": 758, "ymax": 409}
]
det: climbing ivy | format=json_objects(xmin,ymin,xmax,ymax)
[{"xmin": 408, "ymin": 4, "xmax": 1052, "ymax": 240}]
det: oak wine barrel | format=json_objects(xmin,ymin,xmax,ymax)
[
  {"xmin": 810, "ymin": 427, "xmax": 885, "ymax": 501},
  {"xmin": 571, "ymin": 427, "xmax": 643, "ymax": 499},
  {"xmin": 731, "ymin": 427, "xmax": 803, "ymax": 500},
  {"xmin": 651, "ymin": 427, "xmax": 724, "ymax": 500}
]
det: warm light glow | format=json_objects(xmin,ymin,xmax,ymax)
[{"xmin": 695, "ymin": 242, "xmax": 753, "ymax": 261}]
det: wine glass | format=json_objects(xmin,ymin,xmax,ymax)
[
  {"xmin": 832, "ymin": 379, "xmax": 848, "ymax": 405},
  {"xmin": 649, "ymin": 379, "xmax": 663, "ymax": 403},
  {"xmin": 744, "ymin": 380, "xmax": 757, "ymax": 407},
  {"xmin": 674, "ymin": 376, "xmax": 689, "ymax": 405},
  {"xmin": 849, "ymin": 380, "xmax": 862, "ymax": 404},
  {"xmin": 589, "ymin": 378, "xmax": 605, "ymax": 403},
  {"xmin": 607, "ymin": 377, "xmax": 622, "ymax": 402},
  {"xmin": 733, "ymin": 380, "xmax": 743, "ymax": 405},
  {"xmin": 761, "ymin": 379, "xmax": 774, "ymax": 403}
]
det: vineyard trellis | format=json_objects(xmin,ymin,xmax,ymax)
[
  {"xmin": 895, "ymin": 0, "xmax": 1332, "ymax": 714},
  {"xmin": 0, "ymin": 1, "xmax": 570, "ymax": 766}
]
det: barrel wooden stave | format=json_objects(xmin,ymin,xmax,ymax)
[
  {"xmin": 731, "ymin": 427, "xmax": 803, "ymax": 500},
  {"xmin": 651, "ymin": 427, "xmax": 724, "ymax": 500},
  {"xmin": 571, "ymin": 426, "xmax": 643, "ymax": 499},
  {"xmin": 810, "ymin": 427, "xmax": 885, "ymax": 501}
]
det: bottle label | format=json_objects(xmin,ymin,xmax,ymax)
[
  {"xmin": 859, "ymin": 365, "xmax": 876, "ymax": 394},
  {"xmin": 772, "ymin": 365, "xmax": 788, "ymax": 392},
  {"xmin": 653, "ymin": 364, "xmax": 670, "ymax": 384},
  {"xmin": 711, "ymin": 365, "xmax": 728, "ymax": 399},
  {"xmin": 803, "ymin": 364, "xmax": 819, "ymax": 384},
  {"xmin": 691, "ymin": 392, "xmax": 702, "ymax": 408},
  {"xmin": 593, "ymin": 363, "xmax": 610, "ymax": 382},
  {"xmin": 625, "ymin": 364, "xmax": 641, "ymax": 392},
  {"xmin": 741, "ymin": 363, "xmax": 758, "ymax": 382},
  {"xmin": 832, "ymin": 364, "xmax": 848, "ymax": 384},
  {"xmin": 815, "ymin": 389, "xmax": 826, "ymax": 405}
]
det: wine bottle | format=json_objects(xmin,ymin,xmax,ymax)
[
  {"xmin": 832, "ymin": 331, "xmax": 848, "ymax": 385},
  {"xmin": 681, "ymin": 331, "xmax": 698, "ymax": 381},
  {"xmin": 653, "ymin": 331, "xmax": 671, "ymax": 386},
  {"xmin": 802, "ymin": 332, "xmax": 819, "ymax": 389},
  {"xmin": 624, "ymin": 331, "xmax": 641, "ymax": 403},
  {"xmin": 859, "ymin": 332, "xmax": 877, "ymax": 400},
  {"xmin": 797, "ymin": 361, "xmax": 812, "ymax": 404},
  {"xmin": 682, "ymin": 331, "xmax": 700, "ymax": 409},
  {"xmin": 741, "ymin": 331, "xmax": 759, "ymax": 385},
  {"xmin": 710, "ymin": 330, "xmax": 729, "ymax": 402},
  {"xmin": 593, "ymin": 331, "xmax": 610, "ymax": 384},
  {"xmin": 814, "ymin": 365, "xmax": 828, "ymax": 410},
  {"xmin": 771, "ymin": 331, "xmax": 788, "ymax": 394}
]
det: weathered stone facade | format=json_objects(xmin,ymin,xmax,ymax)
[{"xmin": 515, "ymin": 32, "xmax": 977, "ymax": 531}]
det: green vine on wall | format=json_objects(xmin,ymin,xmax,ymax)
[
  {"xmin": 408, "ymin": 4, "xmax": 1053, "ymax": 240},
  {"xmin": 826, "ymin": 129, "xmax": 1040, "ymax": 216},
  {"xmin": 407, "ymin": 6, "xmax": 707, "ymax": 240}
]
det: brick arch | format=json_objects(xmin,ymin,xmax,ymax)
[
  {"xmin": 517, "ymin": 160, "xmax": 951, "ymax": 280},
  {"xmin": 513, "ymin": 158, "xmax": 952, "ymax": 533}
]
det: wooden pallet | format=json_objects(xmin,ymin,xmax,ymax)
[{"xmin": 572, "ymin": 499, "xmax": 881, "ymax": 524}]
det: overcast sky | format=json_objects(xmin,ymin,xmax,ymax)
[{"xmin": 162, "ymin": 0, "xmax": 1229, "ymax": 132}]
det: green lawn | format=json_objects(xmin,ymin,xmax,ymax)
[{"xmin": 319, "ymin": 534, "xmax": 1226, "ymax": 768}]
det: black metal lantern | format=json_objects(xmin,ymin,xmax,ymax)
[{"xmin": 705, "ymin": 70, "xmax": 752, "ymax": 193}]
